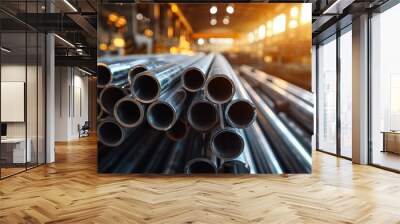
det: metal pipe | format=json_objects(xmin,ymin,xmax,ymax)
[
  {"xmin": 114, "ymin": 96, "xmax": 145, "ymax": 128},
  {"xmin": 204, "ymin": 54, "xmax": 235, "ymax": 104},
  {"xmin": 278, "ymin": 112, "xmax": 312, "ymax": 151},
  {"xmin": 147, "ymin": 86, "xmax": 187, "ymax": 130},
  {"xmin": 97, "ymin": 123, "xmax": 149, "ymax": 172},
  {"xmin": 113, "ymin": 129, "xmax": 163, "ymax": 173},
  {"xmin": 97, "ymin": 60, "xmax": 147, "ymax": 88},
  {"xmin": 98, "ymin": 54, "xmax": 191, "ymax": 88},
  {"xmin": 243, "ymin": 122, "xmax": 284, "ymax": 174},
  {"xmin": 181, "ymin": 53, "xmax": 215, "ymax": 92},
  {"xmin": 184, "ymin": 134, "xmax": 217, "ymax": 174},
  {"xmin": 210, "ymin": 128, "xmax": 244, "ymax": 159},
  {"xmin": 166, "ymin": 119, "xmax": 189, "ymax": 141},
  {"xmin": 97, "ymin": 100, "xmax": 104, "ymax": 120},
  {"xmin": 143, "ymin": 137, "xmax": 174, "ymax": 173},
  {"xmin": 99, "ymin": 85, "xmax": 128, "ymax": 114},
  {"xmin": 131, "ymin": 54, "xmax": 204, "ymax": 103},
  {"xmin": 187, "ymin": 92, "xmax": 219, "ymax": 132},
  {"xmin": 223, "ymin": 62, "xmax": 257, "ymax": 128},
  {"xmin": 240, "ymin": 65, "xmax": 314, "ymax": 106},
  {"xmin": 97, "ymin": 118, "xmax": 133, "ymax": 147},
  {"xmin": 162, "ymin": 133, "xmax": 195, "ymax": 174},
  {"xmin": 241, "ymin": 77, "xmax": 312, "ymax": 173},
  {"xmin": 128, "ymin": 60, "xmax": 172, "ymax": 85},
  {"xmin": 240, "ymin": 68, "xmax": 313, "ymax": 134}
]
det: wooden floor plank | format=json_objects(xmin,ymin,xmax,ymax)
[{"xmin": 0, "ymin": 135, "xmax": 400, "ymax": 223}]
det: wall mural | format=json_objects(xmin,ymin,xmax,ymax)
[{"xmin": 97, "ymin": 3, "xmax": 313, "ymax": 174}]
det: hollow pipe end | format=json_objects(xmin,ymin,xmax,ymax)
[
  {"xmin": 210, "ymin": 128, "xmax": 245, "ymax": 159},
  {"xmin": 225, "ymin": 99, "xmax": 257, "ymax": 128},
  {"xmin": 114, "ymin": 97, "xmax": 145, "ymax": 128},
  {"xmin": 204, "ymin": 74, "xmax": 236, "ymax": 104},
  {"xmin": 97, "ymin": 119, "xmax": 126, "ymax": 147},
  {"xmin": 131, "ymin": 73, "xmax": 161, "ymax": 104},
  {"xmin": 181, "ymin": 67, "xmax": 206, "ymax": 92},
  {"xmin": 185, "ymin": 158, "xmax": 217, "ymax": 174},
  {"xmin": 97, "ymin": 63, "xmax": 112, "ymax": 88},
  {"xmin": 147, "ymin": 101, "xmax": 177, "ymax": 131},
  {"xmin": 187, "ymin": 99, "xmax": 219, "ymax": 132}
]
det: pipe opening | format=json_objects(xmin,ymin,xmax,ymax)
[
  {"xmin": 220, "ymin": 161, "xmax": 250, "ymax": 174},
  {"xmin": 183, "ymin": 69, "xmax": 205, "ymax": 91},
  {"xmin": 132, "ymin": 75, "xmax": 159, "ymax": 103},
  {"xmin": 97, "ymin": 64, "xmax": 111, "ymax": 86},
  {"xmin": 167, "ymin": 120, "xmax": 187, "ymax": 141},
  {"xmin": 188, "ymin": 101, "xmax": 218, "ymax": 131},
  {"xmin": 227, "ymin": 101, "xmax": 256, "ymax": 127},
  {"xmin": 115, "ymin": 100, "xmax": 143, "ymax": 127},
  {"xmin": 206, "ymin": 76, "xmax": 234, "ymax": 103},
  {"xmin": 129, "ymin": 66, "xmax": 147, "ymax": 82},
  {"xmin": 148, "ymin": 102, "xmax": 175, "ymax": 130},
  {"xmin": 100, "ymin": 87, "xmax": 126, "ymax": 113},
  {"xmin": 187, "ymin": 160, "xmax": 216, "ymax": 174},
  {"xmin": 98, "ymin": 121, "xmax": 123, "ymax": 146},
  {"xmin": 212, "ymin": 130, "xmax": 244, "ymax": 159}
]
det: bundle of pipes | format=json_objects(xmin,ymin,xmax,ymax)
[{"xmin": 97, "ymin": 53, "xmax": 310, "ymax": 174}]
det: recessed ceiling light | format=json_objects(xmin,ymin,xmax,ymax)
[{"xmin": 210, "ymin": 6, "xmax": 217, "ymax": 15}]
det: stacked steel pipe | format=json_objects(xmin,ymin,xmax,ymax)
[{"xmin": 97, "ymin": 53, "xmax": 312, "ymax": 174}]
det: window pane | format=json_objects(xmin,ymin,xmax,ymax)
[
  {"xmin": 340, "ymin": 29, "xmax": 352, "ymax": 158},
  {"xmin": 318, "ymin": 37, "xmax": 337, "ymax": 154},
  {"xmin": 371, "ymin": 4, "xmax": 400, "ymax": 171}
]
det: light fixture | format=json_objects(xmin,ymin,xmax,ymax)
[
  {"xmin": 289, "ymin": 20, "xmax": 298, "ymax": 29},
  {"xmin": 223, "ymin": 16, "xmax": 230, "ymax": 25},
  {"xmin": 144, "ymin": 29, "xmax": 154, "ymax": 37},
  {"xmin": 113, "ymin": 37, "xmax": 125, "ymax": 48},
  {"xmin": 266, "ymin": 20, "xmax": 272, "ymax": 29},
  {"xmin": 258, "ymin": 25, "xmax": 266, "ymax": 39},
  {"xmin": 63, "ymin": 0, "xmax": 78, "ymax": 12},
  {"xmin": 99, "ymin": 43, "xmax": 107, "ymax": 51},
  {"xmin": 210, "ymin": 6, "xmax": 218, "ymax": 14},
  {"xmin": 248, "ymin": 32, "xmax": 254, "ymax": 43},
  {"xmin": 209, "ymin": 38, "xmax": 234, "ymax": 45},
  {"xmin": 226, "ymin": 5, "xmax": 234, "ymax": 14},
  {"xmin": 197, "ymin": 38, "xmax": 205, "ymax": 45},
  {"xmin": 171, "ymin": 4, "xmax": 178, "ymax": 13},
  {"xmin": 1, "ymin": 47, "xmax": 11, "ymax": 53},
  {"xmin": 54, "ymin": 34, "xmax": 75, "ymax": 48},
  {"xmin": 290, "ymin": 7, "xmax": 299, "ymax": 18},
  {"xmin": 108, "ymin": 13, "xmax": 118, "ymax": 23},
  {"xmin": 210, "ymin": 18, "xmax": 217, "ymax": 26},
  {"xmin": 272, "ymin": 14, "xmax": 286, "ymax": 34},
  {"xmin": 116, "ymin": 17, "xmax": 127, "ymax": 28},
  {"xmin": 136, "ymin": 13, "xmax": 143, "ymax": 20},
  {"xmin": 301, "ymin": 4, "xmax": 312, "ymax": 23}
]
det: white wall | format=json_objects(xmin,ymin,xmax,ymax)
[{"xmin": 54, "ymin": 67, "xmax": 89, "ymax": 141}]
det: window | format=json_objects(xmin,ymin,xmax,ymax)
[
  {"xmin": 339, "ymin": 28, "xmax": 352, "ymax": 158},
  {"xmin": 317, "ymin": 36, "xmax": 337, "ymax": 154},
  {"xmin": 370, "ymin": 3, "xmax": 400, "ymax": 171}
]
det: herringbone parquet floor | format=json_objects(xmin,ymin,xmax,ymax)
[{"xmin": 1, "ymin": 135, "xmax": 400, "ymax": 224}]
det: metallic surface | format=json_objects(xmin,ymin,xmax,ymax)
[
  {"xmin": 97, "ymin": 117, "xmax": 133, "ymax": 147},
  {"xmin": 204, "ymin": 55, "xmax": 235, "ymax": 104},
  {"xmin": 187, "ymin": 92, "xmax": 219, "ymax": 132},
  {"xmin": 241, "ymin": 77, "xmax": 312, "ymax": 173},
  {"xmin": 210, "ymin": 128, "xmax": 244, "ymax": 159},
  {"xmin": 181, "ymin": 53, "xmax": 215, "ymax": 92},
  {"xmin": 114, "ymin": 96, "xmax": 145, "ymax": 128},
  {"xmin": 99, "ymin": 85, "xmax": 129, "ymax": 114},
  {"xmin": 147, "ymin": 87, "xmax": 187, "ymax": 130},
  {"xmin": 131, "ymin": 54, "xmax": 204, "ymax": 103}
]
